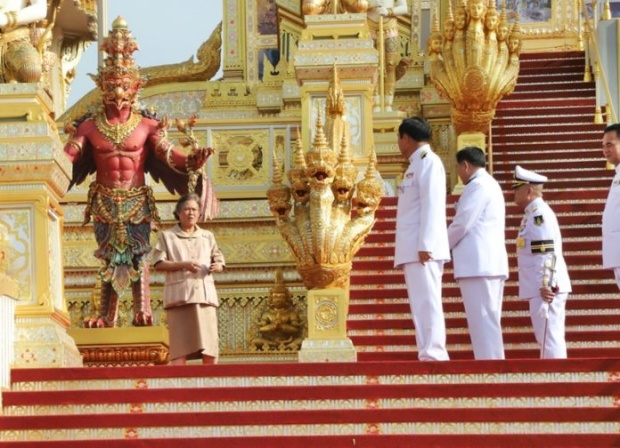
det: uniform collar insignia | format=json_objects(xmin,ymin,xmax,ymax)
[{"xmin": 420, "ymin": 150, "xmax": 427, "ymax": 159}]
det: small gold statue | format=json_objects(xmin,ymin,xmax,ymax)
[{"xmin": 249, "ymin": 269, "xmax": 303, "ymax": 352}]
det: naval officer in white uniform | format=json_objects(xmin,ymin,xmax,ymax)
[
  {"xmin": 448, "ymin": 146, "xmax": 508, "ymax": 360},
  {"xmin": 513, "ymin": 165, "xmax": 571, "ymax": 359},
  {"xmin": 394, "ymin": 117, "xmax": 450, "ymax": 361},
  {"xmin": 602, "ymin": 123, "xmax": 620, "ymax": 292}
]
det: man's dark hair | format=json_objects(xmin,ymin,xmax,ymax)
[
  {"xmin": 398, "ymin": 116, "xmax": 431, "ymax": 142},
  {"xmin": 604, "ymin": 123, "xmax": 620, "ymax": 136},
  {"xmin": 456, "ymin": 146, "xmax": 486, "ymax": 168}
]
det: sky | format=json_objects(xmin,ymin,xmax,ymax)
[{"xmin": 67, "ymin": 0, "xmax": 224, "ymax": 107}]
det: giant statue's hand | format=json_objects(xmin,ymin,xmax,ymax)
[{"xmin": 186, "ymin": 147, "xmax": 214, "ymax": 171}]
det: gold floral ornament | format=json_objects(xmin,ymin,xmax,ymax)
[{"xmin": 428, "ymin": 0, "xmax": 521, "ymax": 134}]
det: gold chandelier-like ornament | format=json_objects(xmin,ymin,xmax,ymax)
[
  {"xmin": 428, "ymin": 0, "xmax": 522, "ymax": 134},
  {"xmin": 267, "ymin": 78, "xmax": 383, "ymax": 290}
]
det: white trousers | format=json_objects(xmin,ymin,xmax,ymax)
[
  {"xmin": 458, "ymin": 276, "xmax": 506, "ymax": 360},
  {"xmin": 614, "ymin": 267, "xmax": 620, "ymax": 292},
  {"xmin": 528, "ymin": 292, "xmax": 569, "ymax": 359},
  {"xmin": 403, "ymin": 261, "xmax": 450, "ymax": 361}
]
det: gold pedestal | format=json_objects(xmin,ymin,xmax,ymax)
[
  {"xmin": 68, "ymin": 327, "xmax": 170, "ymax": 367},
  {"xmin": 0, "ymin": 84, "xmax": 81, "ymax": 368},
  {"xmin": 298, "ymin": 288, "xmax": 356, "ymax": 362}
]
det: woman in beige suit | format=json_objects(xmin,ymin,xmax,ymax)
[{"xmin": 152, "ymin": 193, "xmax": 225, "ymax": 365}]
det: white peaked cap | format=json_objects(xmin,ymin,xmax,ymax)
[{"xmin": 512, "ymin": 165, "xmax": 548, "ymax": 189}]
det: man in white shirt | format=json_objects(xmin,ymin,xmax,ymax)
[
  {"xmin": 394, "ymin": 117, "xmax": 450, "ymax": 361},
  {"xmin": 513, "ymin": 166, "xmax": 571, "ymax": 359},
  {"xmin": 602, "ymin": 123, "xmax": 620, "ymax": 292},
  {"xmin": 448, "ymin": 146, "xmax": 508, "ymax": 360}
]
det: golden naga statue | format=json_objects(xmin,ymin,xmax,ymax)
[
  {"xmin": 249, "ymin": 269, "xmax": 304, "ymax": 352},
  {"xmin": 267, "ymin": 119, "xmax": 383, "ymax": 290},
  {"xmin": 428, "ymin": 0, "xmax": 521, "ymax": 134},
  {"xmin": 302, "ymin": 0, "xmax": 368, "ymax": 15}
]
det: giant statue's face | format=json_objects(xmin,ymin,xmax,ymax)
[{"xmin": 102, "ymin": 73, "xmax": 140, "ymax": 110}]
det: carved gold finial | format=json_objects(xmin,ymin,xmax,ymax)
[
  {"xmin": 288, "ymin": 131, "xmax": 310, "ymax": 205},
  {"xmin": 324, "ymin": 63, "xmax": 351, "ymax": 157},
  {"xmin": 326, "ymin": 62, "xmax": 345, "ymax": 117}
]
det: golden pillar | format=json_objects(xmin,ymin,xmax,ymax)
[{"xmin": 0, "ymin": 84, "xmax": 82, "ymax": 368}]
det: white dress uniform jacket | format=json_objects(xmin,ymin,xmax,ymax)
[
  {"xmin": 394, "ymin": 144, "xmax": 450, "ymax": 268},
  {"xmin": 516, "ymin": 197, "xmax": 571, "ymax": 298},
  {"xmin": 448, "ymin": 169, "xmax": 509, "ymax": 279},
  {"xmin": 602, "ymin": 166, "xmax": 620, "ymax": 269}
]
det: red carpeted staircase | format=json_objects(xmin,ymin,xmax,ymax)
[
  {"xmin": 1, "ymin": 51, "xmax": 619, "ymax": 446},
  {"xmin": 350, "ymin": 51, "xmax": 620, "ymax": 361}
]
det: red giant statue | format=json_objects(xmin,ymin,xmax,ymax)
[{"xmin": 64, "ymin": 17, "xmax": 215, "ymax": 328}]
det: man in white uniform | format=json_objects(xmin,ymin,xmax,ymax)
[
  {"xmin": 394, "ymin": 117, "xmax": 450, "ymax": 361},
  {"xmin": 448, "ymin": 146, "xmax": 508, "ymax": 360},
  {"xmin": 602, "ymin": 123, "xmax": 620, "ymax": 292},
  {"xmin": 513, "ymin": 166, "xmax": 571, "ymax": 359}
]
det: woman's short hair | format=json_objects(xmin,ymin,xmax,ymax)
[{"xmin": 173, "ymin": 193, "xmax": 201, "ymax": 221}]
